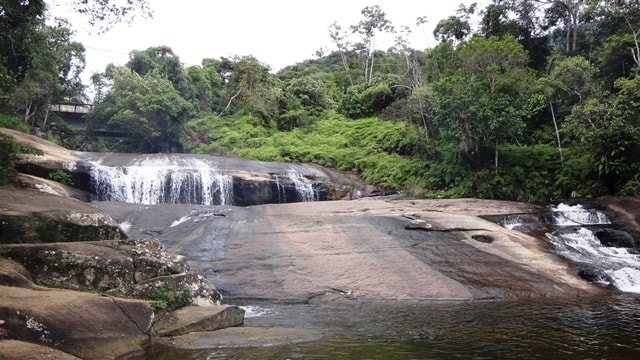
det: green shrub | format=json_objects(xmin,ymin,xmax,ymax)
[
  {"xmin": 0, "ymin": 114, "xmax": 29, "ymax": 132},
  {"xmin": 151, "ymin": 282, "xmax": 192, "ymax": 312},
  {"xmin": 0, "ymin": 133, "xmax": 20, "ymax": 185},
  {"xmin": 48, "ymin": 169, "xmax": 73, "ymax": 185}
]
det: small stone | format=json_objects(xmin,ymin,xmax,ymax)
[{"xmin": 405, "ymin": 219, "xmax": 432, "ymax": 230}]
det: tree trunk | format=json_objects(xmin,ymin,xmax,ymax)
[
  {"xmin": 550, "ymin": 101, "xmax": 564, "ymax": 168},
  {"xmin": 495, "ymin": 139, "xmax": 499, "ymax": 174}
]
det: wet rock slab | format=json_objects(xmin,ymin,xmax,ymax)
[
  {"xmin": 153, "ymin": 326, "xmax": 323, "ymax": 349},
  {"xmin": 153, "ymin": 305, "xmax": 245, "ymax": 336}
]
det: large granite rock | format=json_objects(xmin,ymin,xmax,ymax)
[
  {"xmin": 0, "ymin": 340, "xmax": 82, "ymax": 360},
  {"xmin": 2, "ymin": 238, "xmax": 222, "ymax": 305},
  {"xmin": 153, "ymin": 305, "xmax": 245, "ymax": 336},
  {"xmin": 95, "ymin": 198, "xmax": 608, "ymax": 305},
  {"xmin": 0, "ymin": 187, "xmax": 124, "ymax": 244},
  {"xmin": 0, "ymin": 128, "xmax": 91, "ymax": 191},
  {"xmin": 0, "ymin": 285, "xmax": 153, "ymax": 359}
]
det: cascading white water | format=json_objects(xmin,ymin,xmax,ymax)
[
  {"xmin": 497, "ymin": 203, "xmax": 640, "ymax": 293},
  {"xmin": 500, "ymin": 215, "xmax": 525, "ymax": 230},
  {"xmin": 545, "ymin": 203, "xmax": 640, "ymax": 294},
  {"xmin": 286, "ymin": 169, "xmax": 317, "ymax": 202},
  {"xmin": 90, "ymin": 156, "xmax": 233, "ymax": 205},
  {"xmin": 550, "ymin": 203, "xmax": 611, "ymax": 226}
]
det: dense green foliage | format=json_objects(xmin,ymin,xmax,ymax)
[
  {"xmin": 150, "ymin": 282, "xmax": 192, "ymax": 312},
  {"xmin": 0, "ymin": 133, "xmax": 19, "ymax": 185},
  {"xmin": 3, "ymin": 0, "xmax": 640, "ymax": 201}
]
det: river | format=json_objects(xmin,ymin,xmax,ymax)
[
  {"xmin": 84, "ymin": 156, "xmax": 640, "ymax": 359},
  {"xmin": 138, "ymin": 295, "xmax": 640, "ymax": 359}
]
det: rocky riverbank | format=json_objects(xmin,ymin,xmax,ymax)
[
  {"xmin": 0, "ymin": 129, "xmax": 246, "ymax": 359},
  {"xmin": 2, "ymin": 127, "xmax": 639, "ymax": 358}
]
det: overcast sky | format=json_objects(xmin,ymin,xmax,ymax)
[{"xmin": 49, "ymin": 0, "xmax": 486, "ymax": 80}]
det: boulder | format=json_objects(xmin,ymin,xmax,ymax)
[
  {"xmin": 1, "ymin": 239, "xmax": 222, "ymax": 304},
  {"xmin": 152, "ymin": 326, "xmax": 324, "ymax": 350},
  {"xmin": 0, "ymin": 285, "xmax": 153, "ymax": 359},
  {"xmin": 0, "ymin": 257, "xmax": 36, "ymax": 289},
  {"xmin": 0, "ymin": 187, "xmax": 124, "ymax": 244},
  {"xmin": 595, "ymin": 228, "xmax": 639, "ymax": 250},
  {"xmin": 153, "ymin": 305, "xmax": 245, "ymax": 337},
  {"xmin": 0, "ymin": 128, "xmax": 91, "ymax": 191},
  {"xmin": 0, "ymin": 340, "xmax": 82, "ymax": 360}
]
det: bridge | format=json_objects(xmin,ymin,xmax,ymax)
[
  {"xmin": 49, "ymin": 103, "xmax": 124, "ymax": 137},
  {"xmin": 49, "ymin": 103, "xmax": 92, "ymax": 129}
]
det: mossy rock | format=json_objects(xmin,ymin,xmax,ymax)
[{"xmin": 0, "ymin": 215, "xmax": 124, "ymax": 244}]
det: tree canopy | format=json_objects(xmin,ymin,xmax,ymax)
[{"xmin": 3, "ymin": 0, "xmax": 640, "ymax": 201}]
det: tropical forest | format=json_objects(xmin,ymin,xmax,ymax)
[{"xmin": 2, "ymin": 0, "xmax": 640, "ymax": 203}]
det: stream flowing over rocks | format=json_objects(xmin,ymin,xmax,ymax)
[{"xmin": 2, "ymin": 127, "xmax": 639, "ymax": 358}]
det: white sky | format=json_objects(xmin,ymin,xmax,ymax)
[{"xmin": 48, "ymin": 0, "xmax": 486, "ymax": 81}]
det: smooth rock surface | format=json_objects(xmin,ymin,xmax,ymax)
[
  {"xmin": 95, "ymin": 197, "xmax": 605, "ymax": 304},
  {"xmin": 0, "ymin": 285, "xmax": 153, "ymax": 359},
  {"xmin": 0, "ymin": 340, "xmax": 82, "ymax": 360},
  {"xmin": 153, "ymin": 326, "xmax": 324, "ymax": 349},
  {"xmin": 153, "ymin": 305, "xmax": 245, "ymax": 336}
]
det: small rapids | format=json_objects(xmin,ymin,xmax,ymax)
[{"xmin": 500, "ymin": 203, "xmax": 640, "ymax": 294}]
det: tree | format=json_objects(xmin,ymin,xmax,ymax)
[
  {"xmin": 434, "ymin": 36, "xmax": 532, "ymax": 170},
  {"xmin": 276, "ymin": 76, "xmax": 335, "ymax": 130},
  {"xmin": 183, "ymin": 59, "xmax": 224, "ymax": 115},
  {"xmin": 218, "ymin": 56, "xmax": 279, "ymax": 122},
  {"xmin": 70, "ymin": 0, "xmax": 152, "ymax": 33},
  {"xmin": 1, "ymin": 10, "xmax": 86, "ymax": 127},
  {"xmin": 564, "ymin": 76, "xmax": 640, "ymax": 193},
  {"xmin": 433, "ymin": 3, "xmax": 477, "ymax": 45},
  {"xmin": 433, "ymin": 16, "xmax": 472, "ymax": 45},
  {"xmin": 329, "ymin": 21, "xmax": 354, "ymax": 86},
  {"xmin": 0, "ymin": 0, "xmax": 46, "ymax": 110},
  {"xmin": 592, "ymin": 0, "xmax": 640, "ymax": 82},
  {"xmin": 351, "ymin": 5, "xmax": 395, "ymax": 84},
  {"xmin": 537, "ymin": 0, "xmax": 585, "ymax": 53},
  {"xmin": 87, "ymin": 67, "xmax": 192, "ymax": 152},
  {"xmin": 126, "ymin": 46, "xmax": 188, "ymax": 95}
]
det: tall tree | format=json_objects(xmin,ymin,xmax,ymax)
[
  {"xmin": 351, "ymin": 5, "xmax": 395, "ymax": 84},
  {"xmin": 537, "ymin": 0, "xmax": 585, "ymax": 53},
  {"xmin": 329, "ymin": 21, "xmax": 354, "ymax": 86},
  {"xmin": 126, "ymin": 46, "xmax": 188, "ymax": 95},
  {"xmin": 434, "ymin": 36, "xmax": 532, "ymax": 170},
  {"xmin": 70, "ymin": 0, "xmax": 152, "ymax": 33}
]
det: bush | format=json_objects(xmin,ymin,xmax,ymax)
[
  {"xmin": 151, "ymin": 282, "xmax": 193, "ymax": 312},
  {"xmin": 0, "ymin": 133, "xmax": 20, "ymax": 185},
  {"xmin": 48, "ymin": 169, "xmax": 73, "ymax": 185},
  {"xmin": 0, "ymin": 114, "xmax": 29, "ymax": 132}
]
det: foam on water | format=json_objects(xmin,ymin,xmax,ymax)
[{"xmin": 551, "ymin": 203, "xmax": 610, "ymax": 226}]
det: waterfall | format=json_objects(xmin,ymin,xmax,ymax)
[
  {"xmin": 274, "ymin": 175, "xmax": 286, "ymax": 203},
  {"xmin": 550, "ymin": 203, "xmax": 611, "ymax": 226},
  {"xmin": 545, "ymin": 203, "xmax": 640, "ymax": 294},
  {"xmin": 90, "ymin": 155, "xmax": 233, "ymax": 205},
  {"xmin": 499, "ymin": 215, "xmax": 526, "ymax": 230},
  {"xmin": 495, "ymin": 203, "xmax": 640, "ymax": 293},
  {"xmin": 286, "ymin": 169, "xmax": 317, "ymax": 202}
]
